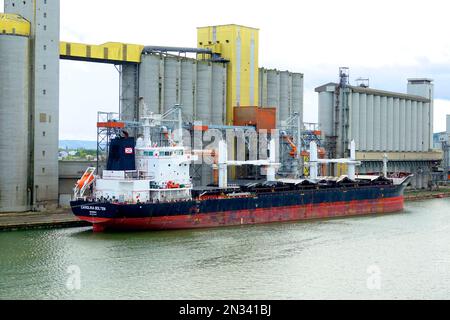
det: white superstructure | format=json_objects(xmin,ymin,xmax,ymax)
[
  {"xmin": 94, "ymin": 145, "xmax": 195, "ymax": 204},
  {"xmin": 79, "ymin": 107, "xmax": 197, "ymax": 204}
]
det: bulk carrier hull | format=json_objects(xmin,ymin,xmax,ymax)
[{"xmin": 71, "ymin": 181, "xmax": 408, "ymax": 232}]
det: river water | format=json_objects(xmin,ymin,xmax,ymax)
[{"xmin": 1, "ymin": 198, "xmax": 450, "ymax": 300}]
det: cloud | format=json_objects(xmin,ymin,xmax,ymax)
[
  {"xmin": 59, "ymin": 61, "xmax": 119, "ymax": 140},
  {"xmin": 3, "ymin": 0, "xmax": 450, "ymax": 139}
]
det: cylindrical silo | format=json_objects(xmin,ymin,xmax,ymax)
[
  {"xmin": 422, "ymin": 103, "xmax": 430, "ymax": 151},
  {"xmin": 380, "ymin": 96, "xmax": 388, "ymax": 151},
  {"xmin": 318, "ymin": 91, "xmax": 334, "ymax": 138},
  {"xmin": 411, "ymin": 101, "xmax": 417, "ymax": 152},
  {"xmin": 351, "ymin": 92, "xmax": 360, "ymax": 149},
  {"xmin": 163, "ymin": 57, "xmax": 179, "ymax": 113},
  {"xmin": 119, "ymin": 64, "xmax": 139, "ymax": 122},
  {"xmin": 405, "ymin": 100, "xmax": 412, "ymax": 151},
  {"xmin": 366, "ymin": 94, "xmax": 374, "ymax": 151},
  {"xmin": 180, "ymin": 59, "xmax": 196, "ymax": 122},
  {"xmin": 196, "ymin": 61, "xmax": 212, "ymax": 124},
  {"xmin": 0, "ymin": 14, "xmax": 30, "ymax": 213},
  {"xmin": 373, "ymin": 95, "xmax": 381, "ymax": 151},
  {"xmin": 266, "ymin": 70, "xmax": 280, "ymax": 126},
  {"xmin": 358, "ymin": 93, "xmax": 366, "ymax": 151},
  {"xmin": 292, "ymin": 73, "xmax": 303, "ymax": 115},
  {"xmin": 387, "ymin": 97, "xmax": 394, "ymax": 151},
  {"xmin": 417, "ymin": 102, "xmax": 423, "ymax": 152},
  {"xmin": 258, "ymin": 69, "xmax": 268, "ymax": 107},
  {"xmin": 399, "ymin": 99, "xmax": 406, "ymax": 151},
  {"xmin": 139, "ymin": 54, "xmax": 161, "ymax": 115},
  {"xmin": 393, "ymin": 98, "xmax": 400, "ymax": 151},
  {"xmin": 211, "ymin": 63, "xmax": 227, "ymax": 125},
  {"xmin": 279, "ymin": 72, "xmax": 290, "ymax": 123}
]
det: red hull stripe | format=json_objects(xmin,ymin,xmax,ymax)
[{"xmin": 77, "ymin": 196, "xmax": 405, "ymax": 232}]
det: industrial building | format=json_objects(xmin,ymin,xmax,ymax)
[
  {"xmin": 1, "ymin": 1, "xmax": 444, "ymax": 213},
  {"xmin": 0, "ymin": 1, "xmax": 304, "ymax": 212},
  {"xmin": 316, "ymin": 70, "xmax": 442, "ymax": 189},
  {"xmin": 434, "ymin": 115, "xmax": 450, "ymax": 181},
  {"xmin": 1, "ymin": 0, "xmax": 60, "ymax": 213}
]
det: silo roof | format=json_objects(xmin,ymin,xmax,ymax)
[
  {"xmin": 315, "ymin": 82, "xmax": 431, "ymax": 103},
  {"xmin": 0, "ymin": 13, "xmax": 30, "ymax": 37}
]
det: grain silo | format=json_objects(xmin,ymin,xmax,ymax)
[
  {"xmin": 316, "ymin": 73, "xmax": 441, "ymax": 189},
  {"xmin": 0, "ymin": 14, "xmax": 30, "ymax": 212},
  {"xmin": 5, "ymin": 0, "xmax": 61, "ymax": 211},
  {"xmin": 259, "ymin": 69, "xmax": 304, "ymax": 127},
  {"xmin": 135, "ymin": 54, "xmax": 228, "ymax": 125}
]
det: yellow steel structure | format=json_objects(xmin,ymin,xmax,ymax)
[
  {"xmin": 198, "ymin": 25, "xmax": 259, "ymax": 125},
  {"xmin": 0, "ymin": 13, "xmax": 30, "ymax": 36},
  {"xmin": 60, "ymin": 41, "xmax": 144, "ymax": 64}
]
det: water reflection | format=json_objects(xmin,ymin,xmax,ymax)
[{"xmin": 1, "ymin": 199, "xmax": 449, "ymax": 300}]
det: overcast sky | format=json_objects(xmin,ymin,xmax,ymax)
[{"xmin": 2, "ymin": 0, "xmax": 449, "ymax": 140}]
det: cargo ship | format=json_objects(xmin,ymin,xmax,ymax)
[{"xmin": 70, "ymin": 111, "xmax": 411, "ymax": 232}]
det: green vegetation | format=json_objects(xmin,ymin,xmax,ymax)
[{"xmin": 59, "ymin": 148, "xmax": 98, "ymax": 161}]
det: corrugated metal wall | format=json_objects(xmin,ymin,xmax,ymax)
[
  {"xmin": 348, "ymin": 91, "xmax": 432, "ymax": 152},
  {"xmin": 0, "ymin": 34, "xmax": 30, "ymax": 212},
  {"xmin": 259, "ymin": 69, "xmax": 304, "ymax": 127},
  {"xmin": 318, "ymin": 85, "xmax": 433, "ymax": 154},
  {"xmin": 317, "ymin": 82, "xmax": 435, "ymax": 189}
]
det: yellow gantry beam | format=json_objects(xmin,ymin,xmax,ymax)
[
  {"xmin": 60, "ymin": 41, "xmax": 144, "ymax": 64},
  {"xmin": 0, "ymin": 13, "xmax": 31, "ymax": 36}
]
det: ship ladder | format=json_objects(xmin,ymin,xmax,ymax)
[{"xmin": 74, "ymin": 167, "xmax": 96, "ymax": 199}]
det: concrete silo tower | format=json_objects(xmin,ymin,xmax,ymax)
[
  {"xmin": 0, "ymin": 14, "xmax": 31, "ymax": 212},
  {"xmin": 3, "ymin": 0, "xmax": 60, "ymax": 212},
  {"xmin": 407, "ymin": 78, "xmax": 434, "ymax": 151}
]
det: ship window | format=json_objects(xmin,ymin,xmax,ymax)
[{"xmin": 149, "ymin": 152, "xmax": 154, "ymax": 156}]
